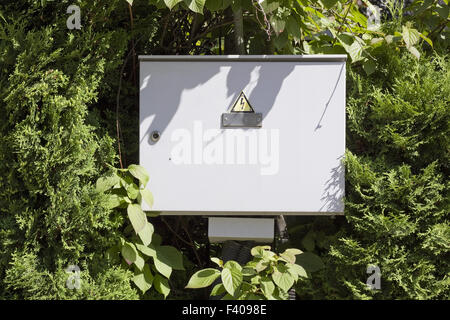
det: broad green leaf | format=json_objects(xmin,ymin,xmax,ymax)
[
  {"xmin": 127, "ymin": 204, "xmax": 147, "ymax": 234},
  {"xmin": 287, "ymin": 263, "xmax": 308, "ymax": 280},
  {"xmin": 186, "ymin": 268, "xmax": 221, "ymax": 288},
  {"xmin": 280, "ymin": 252, "xmax": 295, "ymax": 264},
  {"xmin": 419, "ymin": 33, "xmax": 433, "ymax": 48},
  {"xmin": 238, "ymin": 282, "xmax": 253, "ymax": 299},
  {"xmin": 152, "ymin": 233, "xmax": 162, "ymax": 246},
  {"xmin": 260, "ymin": 278, "xmax": 275, "ymax": 299},
  {"xmin": 349, "ymin": 4, "xmax": 368, "ymax": 28},
  {"xmin": 245, "ymin": 293, "xmax": 265, "ymax": 300},
  {"xmin": 242, "ymin": 267, "xmax": 256, "ymax": 276},
  {"xmin": 303, "ymin": 41, "xmax": 313, "ymax": 54},
  {"xmin": 154, "ymin": 256, "xmax": 172, "ymax": 278},
  {"xmin": 348, "ymin": 39, "xmax": 364, "ymax": 62},
  {"xmin": 146, "ymin": 211, "xmax": 161, "ymax": 218},
  {"xmin": 250, "ymin": 245, "xmax": 271, "ymax": 257},
  {"xmin": 140, "ymin": 188, "xmax": 154, "ymax": 208},
  {"xmin": 301, "ymin": 231, "xmax": 315, "ymax": 251},
  {"xmin": 337, "ymin": 33, "xmax": 354, "ymax": 47},
  {"xmin": 272, "ymin": 264, "xmax": 295, "ymax": 292},
  {"xmin": 205, "ymin": 0, "xmax": 232, "ymax": 11},
  {"xmin": 106, "ymin": 194, "xmax": 125, "ymax": 209},
  {"xmin": 271, "ymin": 286, "xmax": 289, "ymax": 300},
  {"xmin": 132, "ymin": 264, "xmax": 154, "ymax": 293},
  {"xmin": 221, "ymin": 293, "xmax": 234, "ymax": 300},
  {"xmin": 210, "ymin": 283, "xmax": 226, "ymax": 296},
  {"xmin": 255, "ymin": 259, "xmax": 269, "ymax": 272},
  {"xmin": 138, "ymin": 222, "xmax": 154, "ymax": 246},
  {"xmin": 273, "ymin": 31, "xmax": 288, "ymax": 50},
  {"xmin": 156, "ymin": 245, "xmax": 184, "ymax": 271},
  {"xmin": 154, "ymin": 274, "xmax": 170, "ymax": 299},
  {"xmin": 280, "ymin": 248, "xmax": 302, "ymax": 264},
  {"xmin": 121, "ymin": 242, "xmax": 145, "ymax": 270},
  {"xmin": 128, "ymin": 164, "xmax": 149, "ymax": 187},
  {"xmin": 270, "ymin": 16, "xmax": 286, "ymax": 34},
  {"xmin": 283, "ymin": 248, "xmax": 303, "ymax": 256},
  {"xmin": 134, "ymin": 253, "xmax": 145, "ymax": 270},
  {"xmin": 211, "ymin": 257, "xmax": 223, "ymax": 267},
  {"xmin": 136, "ymin": 243, "xmax": 157, "ymax": 257},
  {"xmin": 402, "ymin": 25, "xmax": 420, "ymax": 48},
  {"xmin": 121, "ymin": 176, "xmax": 139, "ymax": 199},
  {"xmin": 96, "ymin": 174, "xmax": 120, "ymax": 193},
  {"xmin": 261, "ymin": 1, "xmax": 279, "ymax": 14},
  {"xmin": 370, "ymin": 37, "xmax": 384, "ymax": 47},
  {"xmin": 184, "ymin": 0, "xmax": 206, "ymax": 13},
  {"xmin": 222, "ymin": 261, "xmax": 243, "ymax": 296},
  {"xmin": 407, "ymin": 45, "xmax": 421, "ymax": 59},
  {"xmin": 164, "ymin": 0, "xmax": 183, "ymax": 10},
  {"xmin": 250, "ymin": 274, "xmax": 261, "ymax": 285},
  {"xmin": 286, "ymin": 16, "xmax": 301, "ymax": 42},
  {"xmin": 337, "ymin": 33, "xmax": 355, "ymax": 58},
  {"xmin": 224, "ymin": 260, "xmax": 242, "ymax": 271},
  {"xmin": 121, "ymin": 242, "xmax": 137, "ymax": 265},
  {"xmin": 385, "ymin": 35, "xmax": 394, "ymax": 44},
  {"xmin": 321, "ymin": 0, "xmax": 339, "ymax": 9},
  {"xmin": 205, "ymin": 0, "xmax": 221, "ymax": 11},
  {"xmin": 363, "ymin": 58, "xmax": 376, "ymax": 75},
  {"xmin": 296, "ymin": 252, "xmax": 324, "ymax": 273},
  {"xmin": 435, "ymin": 3, "xmax": 449, "ymax": 19}
]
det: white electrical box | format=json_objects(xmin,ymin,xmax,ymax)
[{"xmin": 139, "ymin": 55, "xmax": 346, "ymax": 215}]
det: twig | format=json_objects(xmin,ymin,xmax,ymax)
[
  {"xmin": 189, "ymin": 20, "xmax": 234, "ymax": 44},
  {"xmin": 181, "ymin": 219, "xmax": 204, "ymax": 268},
  {"xmin": 332, "ymin": 0, "xmax": 353, "ymax": 45},
  {"xmin": 128, "ymin": 4, "xmax": 137, "ymax": 86},
  {"xmin": 162, "ymin": 216, "xmax": 203, "ymax": 267},
  {"xmin": 161, "ymin": 216, "xmax": 194, "ymax": 247},
  {"xmin": 116, "ymin": 37, "xmax": 142, "ymax": 169}
]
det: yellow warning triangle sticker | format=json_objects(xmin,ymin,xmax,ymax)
[{"xmin": 230, "ymin": 92, "xmax": 254, "ymax": 113}]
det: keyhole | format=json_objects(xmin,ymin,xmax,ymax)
[{"xmin": 150, "ymin": 130, "xmax": 161, "ymax": 143}]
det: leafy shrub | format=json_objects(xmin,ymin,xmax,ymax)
[
  {"xmin": 186, "ymin": 246, "xmax": 312, "ymax": 300},
  {"xmin": 0, "ymin": 2, "xmax": 137, "ymax": 299},
  {"xmin": 98, "ymin": 165, "xmax": 184, "ymax": 299},
  {"xmin": 295, "ymin": 48, "xmax": 449, "ymax": 300}
]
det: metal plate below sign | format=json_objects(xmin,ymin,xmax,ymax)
[
  {"xmin": 222, "ymin": 113, "xmax": 263, "ymax": 127},
  {"xmin": 208, "ymin": 217, "xmax": 274, "ymax": 243}
]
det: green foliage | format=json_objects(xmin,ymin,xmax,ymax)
[
  {"xmin": 3, "ymin": 252, "xmax": 139, "ymax": 300},
  {"xmin": 99, "ymin": 165, "xmax": 184, "ymax": 298},
  {"xmin": 295, "ymin": 49, "xmax": 450, "ymax": 300},
  {"xmin": 131, "ymin": 0, "xmax": 449, "ymax": 70},
  {"xmin": 0, "ymin": 0, "xmax": 142, "ymax": 299},
  {"xmin": 1, "ymin": 0, "xmax": 448, "ymax": 301},
  {"xmin": 186, "ymin": 246, "xmax": 315, "ymax": 299}
]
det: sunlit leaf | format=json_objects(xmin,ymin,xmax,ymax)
[
  {"xmin": 132, "ymin": 264, "xmax": 154, "ymax": 293},
  {"xmin": 186, "ymin": 268, "xmax": 221, "ymax": 288},
  {"xmin": 128, "ymin": 164, "xmax": 149, "ymax": 187},
  {"xmin": 164, "ymin": 0, "xmax": 183, "ymax": 10},
  {"xmin": 154, "ymin": 274, "xmax": 170, "ymax": 299},
  {"xmin": 127, "ymin": 203, "xmax": 147, "ymax": 234},
  {"xmin": 184, "ymin": 0, "xmax": 206, "ymax": 13}
]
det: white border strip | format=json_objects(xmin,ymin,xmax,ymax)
[
  {"xmin": 149, "ymin": 211, "xmax": 344, "ymax": 216},
  {"xmin": 138, "ymin": 54, "xmax": 347, "ymax": 62}
]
